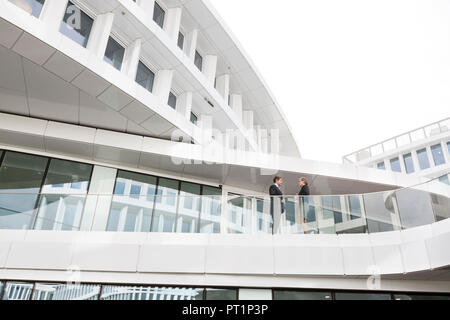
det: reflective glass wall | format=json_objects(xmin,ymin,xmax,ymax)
[
  {"xmin": 106, "ymin": 170, "xmax": 222, "ymax": 233},
  {"xmin": 0, "ymin": 150, "xmax": 93, "ymax": 231}
]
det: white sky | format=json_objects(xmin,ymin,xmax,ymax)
[{"xmin": 209, "ymin": 0, "xmax": 450, "ymax": 163}]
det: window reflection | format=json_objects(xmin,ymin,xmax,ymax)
[
  {"xmin": 273, "ymin": 290, "xmax": 332, "ymax": 300},
  {"xmin": 32, "ymin": 283, "xmax": 100, "ymax": 300},
  {"xmin": 364, "ymin": 191, "xmax": 401, "ymax": 233},
  {"xmin": 152, "ymin": 178, "xmax": 179, "ymax": 232},
  {"xmin": 34, "ymin": 159, "xmax": 92, "ymax": 231},
  {"xmin": 205, "ymin": 289, "xmax": 237, "ymax": 300},
  {"xmin": 0, "ymin": 152, "xmax": 47, "ymax": 230},
  {"xmin": 395, "ymin": 188, "xmax": 435, "ymax": 228},
  {"xmin": 2, "ymin": 282, "xmax": 33, "ymax": 300},
  {"xmin": 59, "ymin": 2, "xmax": 94, "ymax": 48},
  {"xmin": 177, "ymin": 182, "xmax": 201, "ymax": 233},
  {"xmin": 200, "ymin": 186, "xmax": 222, "ymax": 234},
  {"xmin": 107, "ymin": 171, "xmax": 157, "ymax": 233},
  {"xmin": 8, "ymin": 0, "xmax": 45, "ymax": 18},
  {"xmin": 101, "ymin": 286, "xmax": 203, "ymax": 300},
  {"xmin": 227, "ymin": 195, "xmax": 252, "ymax": 234}
]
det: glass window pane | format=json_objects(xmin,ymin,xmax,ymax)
[
  {"xmin": 200, "ymin": 186, "xmax": 222, "ymax": 234},
  {"xmin": 403, "ymin": 153, "xmax": 415, "ymax": 174},
  {"xmin": 152, "ymin": 178, "xmax": 179, "ymax": 232},
  {"xmin": 431, "ymin": 144, "xmax": 446, "ymax": 166},
  {"xmin": 153, "ymin": 2, "xmax": 165, "ymax": 28},
  {"xmin": 60, "ymin": 2, "xmax": 94, "ymax": 48},
  {"xmin": 177, "ymin": 32, "xmax": 184, "ymax": 50},
  {"xmin": 430, "ymin": 192, "xmax": 450, "ymax": 222},
  {"xmin": 194, "ymin": 51, "xmax": 203, "ymax": 71},
  {"xmin": 447, "ymin": 141, "xmax": 450, "ymax": 154},
  {"xmin": 364, "ymin": 191, "xmax": 401, "ymax": 233},
  {"xmin": 177, "ymin": 182, "xmax": 201, "ymax": 233},
  {"xmin": 273, "ymin": 290, "xmax": 332, "ymax": 300},
  {"xmin": 395, "ymin": 188, "xmax": 435, "ymax": 228},
  {"xmin": 335, "ymin": 292, "xmax": 391, "ymax": 300},
  {"xmin": 256, "ymin": 198, "xmax": 272, "ymax": 234},
  {"xmin": 390, "ymin": 157, "xmax": 401, "ymax": 173},
  {"xmin": 377, "ymin": 162, "xmax": 385, "ymax": 170},
  {"xmin": 9, "ymin": 0, "xmax": 45, "ymax": 18},
  {"xmin": 104, "ymin": 37, "xmax": 125, "ymax": 70},
  {"xmin": 417, "ymin": 148, "xmax": 431, "ymax": 170},
  {"xmin": 439, "ymin": 174, "xmax": 450, "ymax": 186},
  {"xmin": 0, "ymin": 152, "xmax": 48, "ymax": 230},
  {"xmin": 101, "ymin": 286, "xmax": 203, "ymax": 300},
  {"xmin": 32, "ymin": 283, "xmax": 100, "ymax": 300},
  {"xmin": 393, "ymin": 294, "xmax": 450, "ymax": 300},
  {"xmin": 205, "ymin": 289, "xmax": 237, "ymax": 300},
  {"xmin": 34, "ymin": 159, "xmax": 92, "ymax": 231},
  {"xmin": 190, "ymin": 112, "xmax": 198, "ymax": 125},
  {"xmin": 227, "ymin": 196, "xmax": 252, "ymax": 234},
  {"xmin": 107, "ymin": 171, "xmax": 157, "ymax": 233},
  {"xmin": 2, "ymin": 282, "xmax": 33, "ymax": 300},
  {"xmin": 136, "ymin": 61, "xmax": 155, "ymax": 93},
  {"xmin": 168, "ymin": 92, "xmax": 177, "ymax": 109},
  {"xmin": 319, "ymin": 196, "xmax": 341, "ymax": 234}
]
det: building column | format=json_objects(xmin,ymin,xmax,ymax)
[
  {"xmin": 87, "ymin": 12, "xmax": 115, "ymax": 59},
  {"xmin": 203, "ymin": 55, "xmax": 217, "ymax": 86},
  {"xmin": 137, "ymin": 0, "xmax": 155, "ymax": 18},
  {"xmin": 122, "ymin": 38, "xmax": 142, "ymax": 79},
  {"xmin": 215, "ymin": 74, "xmax": 230, "ymax": 102},
  {"xmin": 164, "ymin": 7, "xmax": 182, "ymax": 42},
  {"xmin": 184, "ymin": 29, "xmax": 198, "ymax": 61},
  {"xmin": 243, "ymin": 110, "xmax": 254, "ymax": 131},
  {"xmin": 80, "ymin": 166, "xmax": 117, "ymax": 231},
  {"xmin": 199, "ymin": 114, "xmax": 213, "ymax": 143},
  {"xmin": 153, "ymin": 69, "xmax": 174, "ymax": 105},
  {"xmin": 256, "ymin": 126, "xmax": 269, "ymax": 153},
  {"xmin": 40, "ymin": 0, "xmax": 68, "ymax": 32},
  {"xmin": 176, "ymin": 92, "xmax": 193, "ymax": 120},
  {"xmin": 229, "ymin": 94, "xmax": 243, "ymax": 121}
]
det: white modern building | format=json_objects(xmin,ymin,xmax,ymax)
[
  {"xmin": 343, "ymin": 118, "xmax": 450, "ymax": 185},
  {"xmin": 0, "ymin": 0, "xmax": 449, "ymax": 301}
]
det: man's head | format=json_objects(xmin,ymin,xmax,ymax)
[
  {"xmin": 273, "ymin": 176, "xmax": 283, "ymax": 186},
  {"xmin": 299, "ymin": 177, "xmax": 308, "ymax": 187}
]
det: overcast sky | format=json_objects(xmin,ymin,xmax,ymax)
[{"xmin": 209, "ymin": 0, "xmax": 450, "ymax": 163}]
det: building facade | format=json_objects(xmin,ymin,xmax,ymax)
[{"xmin": 0, "ymin": 0, "xmax": 449, "ymax": 300}]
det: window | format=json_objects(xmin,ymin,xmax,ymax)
[
  {"xmin": 447, "ymin": 141, "xmax": 450, "ymax": 155},
  {"xmin": 60, "ymin": 2, "xmax": 94, "ymax": 48},
  {"xmin": 135, "ymin": 61, "xmax": 155, "ymax": 93},
  {"xmin": 104, "ymin": 37, "xmax": 125, "ymax": 70},
  {"xmin": 9, "ymin": 0, "xmax": 45, "ymax": 18},
  {"xmin": 32, "ymin": 284, "xmax": 100, "ymax": 300},
  {"xmin": 177, "ymin": 31, "xmax": 185, "ymax": 50},
  {"xmin": 200, "ymin": 186, "xmax": 222, "ymax": 234},
  {"xmin": 335, "ymin": 292, "xmax": 391, "ymax": 300},
  {"xmin": 393, "ymin": 294, "xmax": 450, "ymax": 300},
  {"xmin": 34, "ymin": 159, "xmax": 93, "ymax": 231},
  {"xmin": 2, "ymin": 282, "xmax": 34, "ymax": 300},
  {"xmin": 101, "ymin": 286, "xmax": 203, "ymax": 300},
  {"xmin": 377, "ymin": 162, "xmax": 385, "ymax": 170},
  {"xmin": 403, "ymin": 153, "xmax": 415, "ymax": 174},
  {"xmin": 178, "ymin": 182, "xmax": 201, "ymax": 233},
  {"xmin": 153, "ymin": 2, "xmax": 165, "ymax": 28},
  {"xmin": 417, "ymin": 148, "xmax": 430, "ymax": 170},
  {"xmin": 431, "ymin": 143, "xmax": 446, "ymax": 166},
  {"xmin": 348, "ymin": 195, "xmax": 362, "ymax": 221},
  {"xmin": 107, "ymin": 171, "xmax": 157, "ymax": 233},
  {"xmin": 390, "ymin": 157, "xmax": 401, "ymax": 173},
  {"xmin": 439, "ymin": 174, "xmax": 450, "ymax": 186},
  {"xmin": 205, "ymin": 289, "xmax": 237, "ymax": 300},
  {"xmin": 194, "ymin": 50, "xmax": 203, "ymax": 71},
  {"xmin": 0, "ymin": 152, "xmax": 48, "ymax": 230},
  {"xmin": 190, "ymin": 112, "xmax": 198, "ymax": 125},
  {"xmin": 273, "ymin": 290, "xmax": 332, "ymax": 300},
  {"xmin": 168, "ymin": 92, "xmax": 177, "ymax": 109},
  {"xmin": 152, "ymin": 178, "xmax": 179, "ymax": 233}
]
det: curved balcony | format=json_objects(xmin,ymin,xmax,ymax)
[{"xmin": 0, "ymin": 176, "xmax": 449, "ymax": 288}]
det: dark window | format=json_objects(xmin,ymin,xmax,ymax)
[
  {"xmin": 403, "ymin": 153, "xmax": 415, "ymax": 174},
  {"xmin": 273, "ymin": 290, "xmax": 332, "ymax": 300},
  {"xmin": 136, "ymin": 61, "xmax": 155, "ymax": 92},
  {"xmin": 390, "ymin": 157, "xmax": 401, "ymax": 173},
  {"xmin": 417, "ymin": 148, "xmax": 430, "ymax": 170},
  {"xmin": 168, "ymin": 92, "xmax": 177, "ymax": 109},
  {"xmin": 177, "ymin": 32, "xmax": 184, "ymax": 50},
  {"xmin": 60, "ymin": 2, "xmax": 94, "ymax": 48},
  {"xmin": 153, "ymin": 2, "xmax": 165, "ymax": 28},
  {"xmin": 190, "ymin": 112, "xmax": 198, "ymax": 125},
  {"xmin": 104, "ymin": 37, "xmax": 125, "ymax": 70},
  {"xmin": 431, "ymin": 143, "xmax": 446, "ymax": 166},
  {"xmin": 194, "ymin": 51, "xmax": 203, "ymax": 71},
  {"xmin": 12, "ymin": 0, "xmax": 46, "ymax": 18}
]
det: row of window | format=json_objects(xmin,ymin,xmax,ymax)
[
  {"xmin": 0, "ymin": 149, "xmax": 221, "ymax": 232},
  {"xmin": 1, "ymin": 281, "xmax": 448, "ymax": 300},
  {"xmin": 0, "ymin": 281, "xmax": 237, "ymax": 300},
  {"xmin": 377, "ymin": 141, "xmax": 450, "ymax": 174},
  {"xmin": 19, "ymin": 0, "xmax": 200, "ymax": 125},
  {"xmin": 0, "ymin": 149, "xmax": 448, "ymax": 234}
]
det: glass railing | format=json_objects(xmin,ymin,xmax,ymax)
[
  {"xmin": 0, "ymin": 175, "xmax": 448, "ymax": 235},
  {"xmin": 343, "ymin": 117, "xmax": 450, "ymax": 163}
]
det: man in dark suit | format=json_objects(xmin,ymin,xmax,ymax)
[{"xmin": 269, "ymin": 176, "xmax": 285, "ymax": 215}]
